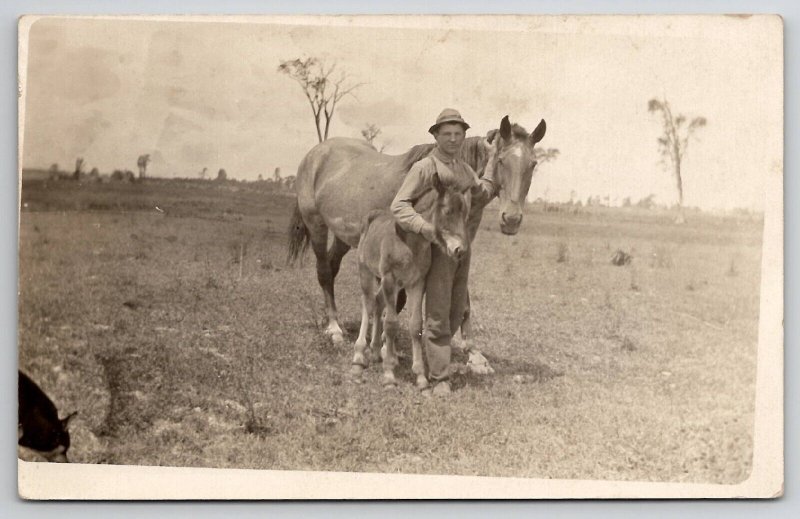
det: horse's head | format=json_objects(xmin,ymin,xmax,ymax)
[
  {"xmin": 430, "ymin": 172, "xmax": 471, "ymax": 261},
  {"xmin": 483, "ymin": 115, "xmax": 546, "ymax": 235}
]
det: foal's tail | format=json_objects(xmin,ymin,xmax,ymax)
[{"xmin": 287, "ymin": 200, "xmax": 310, "ymax": 266}]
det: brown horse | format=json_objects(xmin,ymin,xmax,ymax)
[
  {"xmin": 352, "ymin": 172, "xmax": 472, "ymax": 388},
  {"xmin": 287, "ymin": 115, "xmax": 546, "ymax": 372}
]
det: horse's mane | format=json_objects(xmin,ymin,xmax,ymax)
[
  {"xmin": 459, "ymin": 136, "xmax": 490, "ymax": 178},
  {"xmin": 398, "ymin": 131, "xmax": 520, "ymax": 179},
  {"xmin": 397, "ymin": 137, "xmax": 491, "ymax": 177},
  {"xmin": 400, "ymin": 143, "xmax": 436, "ymax": 171}
]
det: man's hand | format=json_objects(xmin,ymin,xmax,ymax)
[{"xmin": 420, "ymin": 221, "xmax": 437, "ymax": 242}]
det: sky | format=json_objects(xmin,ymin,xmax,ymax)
[{"xmin": 20, "ymin": 15, "xmax": 782, "ymax": 211}]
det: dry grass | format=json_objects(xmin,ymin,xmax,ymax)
[{"xmin": 18, "ymin": 179, "xmax": 762, "ymax": 483}]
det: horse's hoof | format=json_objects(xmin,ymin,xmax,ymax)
[
  {"xmin": 467, "ymin": 352, "xmax": 495, "ymax": 375},
  {"xmin": 467, "ymin": 363, "xmax": 495, "ymax": 375},
  {"xmin": 331, "ymin": 333, "xmax": 345, "ymax": 345},
  {"xmin": 416, "ymin": 376, "xmax": 429, "ymax": 390},
  {"xmin": 432, "ymin": 380, "xmax": 452, "ymax": 397},
  {"xmin": 350, "ymin": 364, "xmax": 365, "ymax": 377},
  {"xmin": 382, "ymin": 374, "xmax": 397, "ymax": 387}
]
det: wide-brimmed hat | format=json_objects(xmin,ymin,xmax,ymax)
[{"xmin": 428, "ymin": 108, "xmax": 470, "ymax": 135}]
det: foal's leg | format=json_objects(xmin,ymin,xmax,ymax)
[
  {"xmin": 379, "ymin": 273, "xmax": 400, "ymax": 387},
  {"xmin": 406, "ymin": 281, "xmax": 428, "ymax": 389},
  {"xmin": 310, "ymin": 234, "xmax": 346, "ymax": 344},
  {"xmin": 368, "ymin": 287, "xmax": 384, "ymax": 364},
  {"xmin": 351, "ymin": 265, "xmax": 376, "ymax": 380}
]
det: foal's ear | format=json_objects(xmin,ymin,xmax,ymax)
[
  {"xmin": 485, "ymin": 130, "xmax": 498, "ymax": 145},
  {"xmin": 431, "ymin": 172, "xmax": 445, "ymax": 195},
  {"xmin": 61, "ymin": 411, "xmax": 78, "ymax": 430},
  {"xmin": 530, "ymin": 119, "xmax": 546, "ymax": 145}
]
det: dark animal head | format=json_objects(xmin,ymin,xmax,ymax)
[
  {"xmin": 429, "ymin": 172, "xmax": 471, "ymax": 260},
  {"xmin": 484, "ymin": 115, "xmax": 546, "ymax": 235},
  {"xmin": 18, "ymin": 371, "xmax": 77, "ymax": 463}
]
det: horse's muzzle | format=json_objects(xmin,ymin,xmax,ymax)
[{"xmin": 500, "ymin": 212, "xmax": 522, "ymax": 235}]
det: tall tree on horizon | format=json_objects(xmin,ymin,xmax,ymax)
[
  {"xmin": 647, "ymin": 97, "xmax": 707, "ymax": 223},
  {"xmin": 73, "ymin": 157, "xmax": 84, "ymax": 181},
  {"xmin": 137, "ymin": 154, "xmax": 151, "ymax": 180}
]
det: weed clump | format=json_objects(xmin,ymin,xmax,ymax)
[
  {"xmin": 611, "ymin": 249, "xmax": 632, "ymax": 266},
  {"xmin": 556, "ymin": 242, "xmax": 569, "ymax": 263}
]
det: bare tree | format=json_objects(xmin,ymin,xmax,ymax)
[
  {"xmin": 360, "ymin": 122, "xmax": 391, "ymax": 152},
  {"xmin": 137, "ymin": 154, "xmax": 151, "ymax": 180},
  {"xmin": 73, "ymin": 157, "xmax": 84, "ymax": 181},
  {"xmin": 648, "ymin": 97, "xmax": 707, "ymax": 223},
  {"xmin": 534, "ymin": 148, "xmax": 560, "ymax": 165},
  {"xmin": 361, "ymin": 123, "xmax": 381, "ymax": 148},
  {"xmin": 277, "ymin": 57, "xmax": 362, "ymax": 143},
  {"xmin": 283, "ymin": 175, "xmax": 297, "ymax": 191}
]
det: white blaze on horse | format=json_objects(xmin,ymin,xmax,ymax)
[
  {"xmin": 287, "ymin": 115, "xmax": 546, "ymax": 374},
  {"xmin": 352, "ymin": 172, "xmax": 472, "ymax": 388}
]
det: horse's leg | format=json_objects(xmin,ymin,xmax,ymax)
[
  {"xmin": 326, "ymin": 236, "xmax": 351, "ymax": 339},
  {"xmin": 379, "ymin": 274, "xmax": 399, "ymax": 387},
  {"xmin": 309, "ymin": 232, "xmax": 345, "ymax": 344},
  {"xmin": 449, "ymin": 247, "xmax": 495, "ymax": 376},
  {"xmin": 458, "ymin": 290, "xmax": 494, "ymax": 375},
  {"xmin": 406, "ymin": 281, "xmax": 428, "ymax": 389},
  {"xmin": 351, "ymin": 265, "xmax": 375, "ymax": 380}
]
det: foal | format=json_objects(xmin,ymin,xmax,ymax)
[{"xmin": 351, "ymin": 172, "xmax": 471, "ymax": 388}]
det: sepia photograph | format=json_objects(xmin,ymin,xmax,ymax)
[{"xmin": 16, "ymin": 14, "xmax": 783, "ymax": 499}]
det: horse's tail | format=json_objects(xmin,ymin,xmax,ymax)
[{"xmin": 287, "ymin": 200, "xmax": 310, "ymax": 266}]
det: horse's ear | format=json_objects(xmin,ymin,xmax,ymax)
[
  {"xmin": 480, "ymin": 137, "xmax": 494, "ymax": 151},
  {"xmin": 431, "ymin": 172, "xmax": 445, "ymax": 196},
  {"xmin": 486, "ymin": 129, "xmax": 498, "ymax": 144},
  {"xmin": 530, "ymin": 119, "xmax": 546, "ymax": 145},
  {"xmin": 499, "ymin": 115, "xmax": 511, "ymax": 141}
]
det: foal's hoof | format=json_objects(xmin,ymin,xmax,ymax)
[
  {"xmin": 415, "ymin": 376, "xmax": 430, "ymax": 390},
  {"xmin": 350, "ymin": 364, "xmax": 365, "ymax": 380},
  {"xmin": 331, "ymin": 333, "xmax": 345, "ymax": 345}
]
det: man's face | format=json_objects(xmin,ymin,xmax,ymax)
[{"xmin": 434, "ymin": 123, "xmax": 466, "ymax": 156}]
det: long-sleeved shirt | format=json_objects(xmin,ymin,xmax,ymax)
[{"xmin": 391, "ymin": 146, "xmax": 496, "ymax": 234}]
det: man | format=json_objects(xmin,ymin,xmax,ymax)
[{"xmin": 391, "ymin": 109, "xmax": 496, "ymax": 396}]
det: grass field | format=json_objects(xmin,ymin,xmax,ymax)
[{"xmin": 18, "ymin": 178, "xmax": 763, "ymax": 483}]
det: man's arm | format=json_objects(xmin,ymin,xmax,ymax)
[
  {"xmin": 477, "ymin": 150, "xmax": 497, "ymax": 199},
  {"xmin": 391, "ymin": 159, "xmax": 436, "ymax": 240}
]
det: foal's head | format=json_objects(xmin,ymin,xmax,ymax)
[{"xmin": 429, "ymin": 172, "xmax": 471, "ymax": 260}]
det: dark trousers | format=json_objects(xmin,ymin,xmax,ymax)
[{"xmin": 423, "ymin": 245, "xmax": 471, "ymax": 381}]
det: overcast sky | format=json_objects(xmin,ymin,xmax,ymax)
[{"xmin": 20, "ymin": 15, "xmax": 781, "ymax": 210}]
